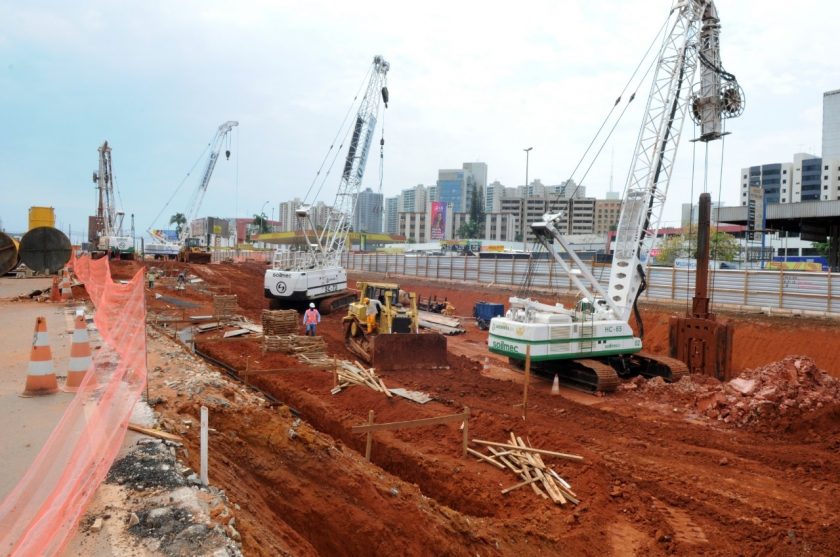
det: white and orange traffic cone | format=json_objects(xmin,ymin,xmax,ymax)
[
  {"xmin": 60, "ymin": 271, "xmax": 72, "ymax": 301},
  {"xmin": 551, "ymin": 373, "xmax": 560, "ymax": 396},
  {"xmin": 21, "ymin": 316, "xmax": 59, "ymax": 397},
  {"xmin": 64, "ymin": 315, "xmax": 92, "ymax": 392}
]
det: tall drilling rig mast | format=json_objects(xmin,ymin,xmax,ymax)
[{"xmin": 91, "ymin": 141, "xmax": 134, "ymax": 258}]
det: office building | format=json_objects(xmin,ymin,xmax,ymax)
[
  {"xmin": 485, "ymin": 180, "xmax": 504, "ymax": 213},
  {"xmin": 823, "ymin": 89, "xmax": 840, "ymax": 161},
  {"xmin": 740, "ymin": 152, "xmax": 840, "ymax": 205},
  {"xmin": 398, "ymin": 212, "xmax": 427, "ymax": 243},
  {"xmin": 399, "ymin": 184, "xmax": 428, "ymax": 213},
  {"xmin": 595, "ymin": 199, "xmax": 623, "ymax": 234}
]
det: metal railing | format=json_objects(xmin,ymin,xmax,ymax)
[{"xmin": 341, "ymin": 253, "xmax": 839, "ymax": 316}]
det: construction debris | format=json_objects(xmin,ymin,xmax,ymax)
[
  {"xmin": 388, "ymin": 388, "xmax": 433, "ymax": 404},
  {"xmin": 470, "ymin": 434, "xmax": 582, "ymax": 506},
  {"xmin": 213, "ymin": 295, "xmax": 238, "ymax": 320},
  {"xmin": 261, "ymin": 309, "xmax": 299, "ymax": 335},
  {"xmin": 263, "ymin": 334, "xmax": 327, "ymax": 356},
  {"xmin": 418, "ymin": 311, "xmax": 464, "ymax": 335},
  {"xmin": 332, "ymin": 360, "xmax": 392, "ymax": 398},
  {"xmin": 628, "ymin": 355, "xmax": 840, "ymax": 430}
]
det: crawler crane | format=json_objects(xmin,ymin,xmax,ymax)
[{"xmin": 488, "ymin": 0, "xmax": 745, "ymax": 391}]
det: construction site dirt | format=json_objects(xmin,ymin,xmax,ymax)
[{"xmin": 124, "ymin": 261, "xmax": 840, "ymax": 556}]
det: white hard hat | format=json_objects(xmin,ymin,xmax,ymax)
[{"xmin": 309, "ymin": 303, "xmax": 315, "ymax": 308}]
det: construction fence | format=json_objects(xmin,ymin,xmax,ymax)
[
  {"xmin": 211, "ymin": 249, "xmax": 273, "ymax": 264},
  {"xmin": 341, "ymin": 253, "xmax": 840, "ymax": 317},
  {"xmin": 0, "ymin": 254, "xmax": 147, "ymax": 556}
]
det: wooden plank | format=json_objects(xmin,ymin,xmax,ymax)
[
  {"xmin": 352, "ymin": 411, "xmax": 468, "ymax": 434},
  {"xmin": 128, "ymin": 423, "xmax": 182, "ymax": 442},
  {"xmin": 471, "ymin": 439, "xmax": 584, "ymax": 462},
  {"xmin": 501, "ymin": 476, "xmax": 539, "ymax": 495},
  {"xmin": 365, "ymin": 410, "xmax": 375, "ymax": 461},
  {"xmin": 466, "ymin": 447, "xmax": 505, "ymax": 470}
]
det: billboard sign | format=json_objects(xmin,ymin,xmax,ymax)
[{"xmin": 430, "ymin": 201, "xmax": 447, "ymax": 240}]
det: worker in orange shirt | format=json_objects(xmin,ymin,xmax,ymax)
[{"xmin": 303, "ymin": 303, "xmax": 321, "ymax": 336}]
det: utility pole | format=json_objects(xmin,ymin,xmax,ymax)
[{"xmin": 522, "ymin": 147, "xmax": 533, "ymax": 252}]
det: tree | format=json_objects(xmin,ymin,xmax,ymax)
[
  {"xmin": 169, "ymin": 213, "xmax": 186, "ymax": 237},
  {"xmin": 252, "ymin": 213, "xmax": 270, "ymax": 234},
  {"xmin": 813, "ymin": 241, "xmax": 829, "ymax": 256},
  {"xmin": 457, "ymin": 220, "xmax": 481, "ymax": 240},
  {"xmin": 656, "ymin": 231, "xmax": 740, "ymax": 265}
]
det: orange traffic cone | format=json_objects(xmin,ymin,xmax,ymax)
[
  {"xmin": 21, "ymin": 316, "xmax": 59, "ymax": 396},
  {"xmin": 551, "ymin": 373, "xmax": 560, "ymax": 396},
  {"xmin": 64, "ymin": 315, "xmax": 92, "ymax": 392},
  {"xmin": 50, "ymin": 276, "xmax": 61, "ymax": 302}
]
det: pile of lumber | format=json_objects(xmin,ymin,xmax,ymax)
[
  {"xmin": 418, "ymin": 310, "xmax": 464, "ymax": 335},
  {"xmin": 468, "ymin": 434, "xmax": 582, "ymax": 506},
  {"xmin": 264, "ymin": 334, "xmax": 326, "ymax": 355},
  {"xmin": 213, "ymin": 295, "xmax": 238, "ymax": 320},
  {"xmin": 331, "ymin": 360, "xmax": 392, "ymax": 398},
  {"xmin": 261, "ymin": 309, "xmax": 299, "ymax": 335}
]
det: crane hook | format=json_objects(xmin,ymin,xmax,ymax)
[{"xmin": 225, "ymin": 149, "xmax": 231, "ymax": 160}]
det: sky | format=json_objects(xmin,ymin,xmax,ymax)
[{"xmin": 1, "ymin": 0, "xmax": 838, "ymax": 241}]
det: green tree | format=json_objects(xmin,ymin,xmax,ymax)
[
  {"xmin": 656, "ymin": 231, "xmax": 740, "ymax": 265},
  {"xmin": 252, "ymin": 213, "xmax": 270, "ymax": 234},
  {"xmin": 169, "ymin": 213, "xmax": 186, "ymax": 237},
  {"xmin": 457, "ymin": 220, "xmax": 481, "ymax": 239},
  {"xmin": 813, "ymin": 242, "xmax": 829, "ymax": 256}
]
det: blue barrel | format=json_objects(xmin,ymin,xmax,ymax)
[{"xmin": 473, "ymin": 302, "xmax": 504, "ymax": 330}]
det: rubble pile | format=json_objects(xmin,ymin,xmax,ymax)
[
  {"xmin": 104, "ymin": 439, "xmax": 243, "ymax": 556},
  {"xmin": 632, "ymin": 356, "xmax": 840, "ymax": 429}
]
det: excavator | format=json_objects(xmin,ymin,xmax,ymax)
[
  {"xmin": 488, "ymin": 0, "xmax": 744, "ymax": 392},
  {"xmin": 343, "ymin": 281, "xmax": 448, "ymax": 370}
]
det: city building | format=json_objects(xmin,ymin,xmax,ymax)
[
  {"xmin": 823, "ymin": 88, "xmax": 840, "ymax": 161},
  {"xmin": 398, "ymin": 212, "xmax": 427, "ymax": 243},
  {"xmin": 435, "ymin": 162, "xmax": 485, "ymax": 214},
  {"xmin": 399, "ymin": 184, "xmax": 427, "ymax": 213},
  {"xmin": 484, "ymin": 180, "xmax": 504, "ymax": 213},
  {"xmin": 740, "ymin": 153, "xmax": 840, "ymax": 205},
  {"xmin": 352, "ymin": 187, "xmax": 383, "ymax": 233},
  {"xmin": 483, "ymin": 212, "xmax": 520, "ymax": 241},
  {"xmin": 383, "ymin": 196, "xmax": 399, "ymax": 234},
  {"xmin": 680, "ymin": 200, "xmax": 720, "ymax": 228},
  {"xmin": 278, "ymin": 198, "xmax": 302, "ymax": 232},
  {"xmin": 595, "ymin": 199, "xmax": 623, "ymax": 234}
]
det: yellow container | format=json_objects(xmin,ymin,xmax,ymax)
[{"xmin": 28, "ymin": 206, "xmax": 56, "ymax": 231}]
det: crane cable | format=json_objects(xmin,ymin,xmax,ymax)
[
  {"xmin": 147, "ymin": 141, "xmax": 213, "ymax": 232},
  {"xmin": 303, "ymin": 64, "xmax": 374, "ymax": 206},
  {"xmin": 558, "ymin": 11, "xmax": 673, "ymax": 202},
  {"xmin": 710, "ymin": 119, "xmax": 728, "ymax": 308}
]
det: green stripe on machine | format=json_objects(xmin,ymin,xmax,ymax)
[
  {"xmin": 488, "ymin": 332, "xmax": 635, "ymax": 345},
  {"xmin": 488, "ymin": 345, "xmax": 641, "ymax": 361}
]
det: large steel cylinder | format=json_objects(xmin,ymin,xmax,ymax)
[
  {"xmin": 19, "ymin": 227, "xmax": 72, "ymax": 274},
  {"xmin": 0, "ymin": 232, "xmax": 19, "ymax": 275}
]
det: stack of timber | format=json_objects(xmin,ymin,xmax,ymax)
[
  {"xmin": 468, "ymin": 434, "xmax": 582, "ymax": 506},
  {"xmin": 418, "ymin": 310, "xmax": 464, "ymax": 335},
  {"xmin": 213, "ymin": 295, "xmax": 238, "ymax": 320},
  {"xmin": 264, "ymin": 334, "xmax": 327, "ymax": 355},
  {"xmin": 332, "ymin": 360, "xmax": 392, "ymax": 398},
  {"xmin": 261, "ymin": 309, "xmax": 299, "ymax": 335}
]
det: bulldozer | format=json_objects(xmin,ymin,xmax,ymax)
[{"xmin": 343, "ymin": 281, "xmax": 448, "ymax": 371}]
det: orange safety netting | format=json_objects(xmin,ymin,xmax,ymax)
[{"xmin": 0, "ymin": 254, "xmax": 147, "ymax": 556}]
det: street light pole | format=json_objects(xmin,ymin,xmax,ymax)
[{"xmin": 522, "ymin": 147, "xmax": 533, "ymax": 251}]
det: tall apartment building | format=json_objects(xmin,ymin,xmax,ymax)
[
  {"xmin": 278, "ymin": 198, "xmax": 302, "ymax": 232},
  {"xmin": 485, "ymin": 180, "xmax": 504, "ymax": 213},
  {"xmin": 462, "ymin": 162, "xmax": 487, "ymax": 193},
  {"xmin": 594, "ymin": 199, "xmax": 622, "ymax": 234},
  {"xmin": 823, "ymin": 88, "xmax": 840, "ymax": 161},
  {"xmin": 740, "ymin": 153, "xmax": 840, "ymax": 205},
  {"xmin": 352, "ymin": 187, "xmax": 383, "ymax": 233},
  {"xmin": 383, "ymin": 196, "xmax": 399, "ymax": 234},
  {"xmin": 399, "ymin": 184, "xmax": 427, "ymax": 213}
]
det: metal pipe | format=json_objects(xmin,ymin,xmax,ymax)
[{"xmin": 692, "ymin": 192, "xmax": 711, "ymax": 317}]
